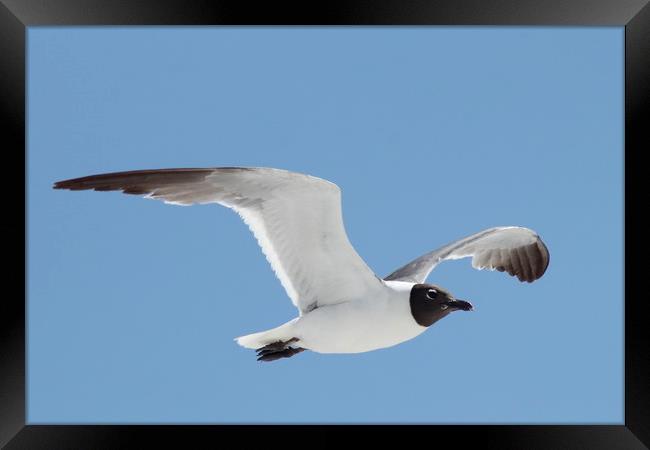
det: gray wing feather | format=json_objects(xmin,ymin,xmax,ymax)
[
  {"xmin": 384, "ymin": 226, "xmax": 549, "ymax": 284},
  {"xmin": 54, "ymin": 167, "xmax": 384, "ymax": 314}
]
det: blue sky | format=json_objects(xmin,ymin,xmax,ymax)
[{"xmin": 27, "ymin": 27, "xmax": 623, "ymax": 423}]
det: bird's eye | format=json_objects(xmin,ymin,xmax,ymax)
[{"xmin": 426, "ymin": 289, "xmax": 438, "ymax": 300}]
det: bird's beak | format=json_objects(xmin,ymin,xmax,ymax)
[{"xmin": 447, "ymin": 299, "xmax": 474, "ymax": 311}]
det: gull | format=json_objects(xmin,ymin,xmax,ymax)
[{"xmin": 54, "ymin": 167, "xmax": 549, "ymax": 362}]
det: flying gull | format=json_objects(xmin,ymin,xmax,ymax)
[{"xmin": 54, "ymin": 167, "xmax": 550, "ymax": 362}]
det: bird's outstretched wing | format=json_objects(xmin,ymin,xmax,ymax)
[
  {"xmin": 384, "ymin": 226, "xmax": 549, "ymax": 284},
  {"xmin": 54, "ymin": 167, "xmax": 383, "ymax": 314}
]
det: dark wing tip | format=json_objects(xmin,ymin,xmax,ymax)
[
  {"xmin": 492, "ymin": 235, "xmax": 549, "ymax": 284},
  {"xmin": 52, "ymin": 167, "xmax": 258, "ymax": 192},
  {"xmin": 515, "ymin": 237, "xmax": 550, "ymax": 283},
  {"xmin": 52, "ymin": 168, "xmax": 224, "ymax": 194},
  {"xmin": 53, "ymin": 179, "xmax": 83, "ymax": 190},
  {"xmin": 53, "ymin": 178, "xmax": 116, "ymax": 191},
  {"xmin": 52, "ymin": 174, "xmax": 131, "ymax": 193},
  {"xmin": 536, "ymin": 237, "xmax": 551, "ymax": 275}
]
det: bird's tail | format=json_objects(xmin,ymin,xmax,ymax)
[{"xmin": 234, "ymin": 318, "xmax": 299, "ymax": 349}]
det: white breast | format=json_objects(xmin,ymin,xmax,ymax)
[{"xmin": 293, "ymin": 281, "xmax": 426, "ymax": 354}]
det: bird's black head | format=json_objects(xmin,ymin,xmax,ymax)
[{"xmin": 409, "ymin": 283, "xmax": 473, "ymax": 327}]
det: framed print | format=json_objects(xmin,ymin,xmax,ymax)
[{"xmin": 4, "ymin": 0, "xmax": 648, "ymax": 448}]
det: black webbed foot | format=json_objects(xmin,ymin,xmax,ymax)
[
  {"xmin": 255, "ymin": 338, "xmax": 305, "ymax": 362},
  {"xmin": 257, "ymin": 346, "xmax": 305, "ymax": 362}
]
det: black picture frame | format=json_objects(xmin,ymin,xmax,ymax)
[{"xmin": 4, "ymin": 0, "xmax": 647, "ymax": 448}]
